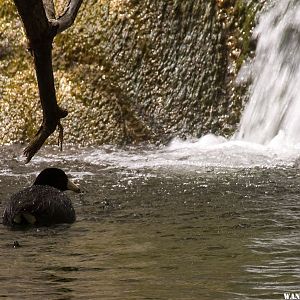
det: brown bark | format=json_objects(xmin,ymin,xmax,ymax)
[{"xmin": 12, "ymin": 0, "xmax": 83, "ymax": 162}]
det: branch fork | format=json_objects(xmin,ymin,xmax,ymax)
[{"xmin": 13, "ymin": 0, "xmax": 84, "ymax": 162}]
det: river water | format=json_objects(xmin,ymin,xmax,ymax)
[
  {"xmin": 0, "ymin": 141, "xmax": 299, "ymax": 300},
  {"xmin": 1, "ymin": 0, "xmax": 300, "ymax": 299}
]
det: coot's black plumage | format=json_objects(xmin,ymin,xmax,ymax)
[{"xmin": 2, "ymin": 168, "xmax": 80, "ymax": 227}]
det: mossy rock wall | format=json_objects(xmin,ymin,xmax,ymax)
[{"xmin": 0, "ymin": 0, "xmax": 265, "ymax": 145}]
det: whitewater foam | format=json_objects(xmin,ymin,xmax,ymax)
[
  {"xmin": 236, "ymin": 0, "xmax": 300, "ymax": 145},
  {"xmin": 23, "ymin": 134, "xmax": 299, "ymax": 171},
  {"xmin": 4, "ymin": 1, "xmax": 300, "ymax": 171}
]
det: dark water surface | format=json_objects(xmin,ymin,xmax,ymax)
[{"xmin": 0, "ymin": 145, "xmax": 299, "ymax": 299}]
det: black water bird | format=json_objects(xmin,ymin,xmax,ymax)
[{"xmin": 2, "ymin": 168, "xmax": 80, "ymax": 227}]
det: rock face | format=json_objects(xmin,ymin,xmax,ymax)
[{"xmin": 0, "ymin": 0, "xmax": 266, "ymax": 145}]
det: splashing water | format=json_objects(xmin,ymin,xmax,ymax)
[
  {"xmin": 142, "ymin": 0, "xmax": 300, "ymax": 169},
  {"xmin": 2, "ymin": 0, "xmax": 300, "ymax": 170},
  {"xmin": 141, "ymin": 0, "xmax": 300, "ymax": 169},
  {"xmin": 236, "ymin": 0, "xmax": 300, "ymax": 146}
]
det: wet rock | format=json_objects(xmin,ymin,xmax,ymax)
[{"xmin": 0, "ymin": 0, "xmax": 267, "ymax": 146}]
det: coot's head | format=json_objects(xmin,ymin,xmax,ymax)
[{"xmin": 33, "ymin": 168, "xmax": 80, "ymax": 193}]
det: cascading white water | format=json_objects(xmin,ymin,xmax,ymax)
[
  {"xmin": 5, "ymin": 0, "xmax": 300, "ymax": 170},
  {"xmin": 236, "ymin": 0, "xmax": 300, "ymax": 146},
  {"xmin": 29, "ymin": 2, "xmax": 300, "ymax": 170}
]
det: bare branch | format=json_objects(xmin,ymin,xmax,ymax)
[
  {"xmin": 12, "ymin": 0, "xmax": 83, "ymax": 162},
  {"xmin": 24, "ymin": 116, "xmax": 67, "ymax": 163},
  {"xmin": 55, "ymin": 0, "xmax": 83, "ymax": 34},
  {"xmin": 42, "ymin": 0, "xmax": 56, "ymax": 20},
  {"xmin": 13, "ymin": 0, "xmax": 49, "ymax": 40},
  {"xmin": 24, "ymin": 123, "xmax": 56, "ymax": 164}
]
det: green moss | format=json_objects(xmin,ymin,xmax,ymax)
[{"xmin": 234, "ymin": 0, "xmax": 265, "ymax": 70}]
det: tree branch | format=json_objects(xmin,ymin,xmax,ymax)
[
  {"xmin": 42, "ymin": 0, "xmax": 56, "ymax": 20},
  {"xmin": 12, "ymin": 0, "xmax": 83, "ymax": 162},
  {"xmin": 23, "ymin": 38, "xmax": 68, "ymax": 163},
  {"xmin": 13, "ymin": 0, "xmax": 50, "ymax": 40},
  {"xmin": 55, "ymin": 0, "xmax": 84, "ymax": 34}
]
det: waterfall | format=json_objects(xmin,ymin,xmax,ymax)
[{"xmin": 236, "ymin": 0, "xmax": 300, "ymax": 146}]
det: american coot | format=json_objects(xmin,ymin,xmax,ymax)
[{"xmin": 2, "ymin": 168, "xmax": 80, "ymax": 227}]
